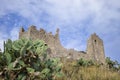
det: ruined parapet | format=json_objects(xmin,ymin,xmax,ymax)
[
  {"xmin": 55, "ymin": 28, "xmax": 59, "ymax": 38},
  {"xmin": 86, "ymin": 33, "xmax": 105, "ymax": 64},
  {"xmin": 19, "ymin": 25, "xmax": 64, "ymax": 54},
  {"xmin": 20, "ymin": 27, "xmax": 25, "ymax": 32},
  {"xmin": 28, "ymin": 25, "xmax": 40, "ymax": 40},
  {"xmin": 19, "ymin": 27, "xmax": 25, "ymax": 38},
  {"xmin": 19, "ymin": 26, "xmax": 106, "ymax": 64},
  {"xmin": 54, "ymin": 28, "xmax": 63, "ymax": 52}
]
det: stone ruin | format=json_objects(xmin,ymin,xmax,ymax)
[{"xmin": 19, "ymin": 25, "xmax": 106, "ymax": 64}]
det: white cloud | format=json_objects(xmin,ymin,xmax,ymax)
[
  {"xmin": 0, "ymin": 0, "xmax": 120, "ymax": 40},
  {"xmin": 0, "ymin": 26, "xmax": 19, "ymax": 51},
  {"xmin": 10, "ymin": 27, "xmax": 19, "ymax": 40},
  {"xmin": 0, "ymin": 0, "xmax": 120, "ymax": 61},
  {"xmin": 0, "ymin": 40, "xmax": 5, "ymax": 52},
  {"xmin": 0, "ymin": 25, "xmax": 8, "ymax": 51},
  {"xmin": 0, "ymin": 0, "xmax": 120, "ymax": 28}
]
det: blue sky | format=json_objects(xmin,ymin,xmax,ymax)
[{"xmin": 0, "ymin": 0, "xmax": 120, "ymax": 62}]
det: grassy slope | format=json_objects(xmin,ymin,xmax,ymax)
[{"xmin": 57, "ymin": 59, "xmax": 120, "ymax": 80}]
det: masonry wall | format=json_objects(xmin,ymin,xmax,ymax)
[
  {"xmin": 19, "ymin": 26, "xmax": 65, "ymax": 55},
  {"xmin": 19, "ymin": 26, "xmax": 106, "ymax": 64},
  {"xmin": 86, "ymin": 33, "xmax": 106, "ymax": 64}
]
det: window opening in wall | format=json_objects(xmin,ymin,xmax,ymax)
[{"xmin": 94, "ymin": 40, "xmax": 96, "ymax": 43}]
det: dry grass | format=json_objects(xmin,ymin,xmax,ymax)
[{"xmin": 57, "ymin": 60, "xmax": 120, "ymax": 80}]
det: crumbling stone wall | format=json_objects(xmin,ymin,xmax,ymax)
[
  {"xmin": 19, "ymin": 25, "xmax": 65, "ymax": 55},
  {"xmin": 19, "ymin": 25, "xmax": 106, "ymax": 64}
]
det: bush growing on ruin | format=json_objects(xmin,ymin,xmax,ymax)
[{"xmin": 76, "ymin": 58, "xmax": 94, "ymax": 67}]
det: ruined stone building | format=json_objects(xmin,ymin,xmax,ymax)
[{"xmin": 19, "ymin": 25, "xmax": 106, "ymax": 64}]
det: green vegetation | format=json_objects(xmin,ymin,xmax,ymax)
[
  {"xmin": 0, "ymin": 39, "xmax": 63, "ymax": 80},
  {"xmin": 106, "ymin": 57, "xmax": 120, "ymax": 71},
  {"xmin": 76, "ymin": 58, "xmax": 94, "ymax": 67},
  {"xmin": 60, "ymin": 58, "xmax": 120, "ymax": 80},
  {"xmin": 0, "ymin": 39, "xmax": 120, "ymax": 80}
]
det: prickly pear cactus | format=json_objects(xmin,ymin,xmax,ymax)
[{"xmin": 0, "ymin": 39, "xmax": 63, "ymax": 80}]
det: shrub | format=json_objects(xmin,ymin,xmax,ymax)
[
  {"xmin": 0, "ymin": 39, "xmax": 63, "ymax": 80},
  {"xmin": 106, "ymin": 57, "xmax": 120, "ymax": 71},
  {"xmin": 76, "ymin": 58, "xmax": 94, "ymax": 67}
]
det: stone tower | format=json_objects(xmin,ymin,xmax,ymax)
[
  {"xmin": 19, "ymin": 26, "xmax": 106, "ymax": 64},
  {"xmin": 86, "ymin": 33, "xmax": 105, "ymax": 64}
]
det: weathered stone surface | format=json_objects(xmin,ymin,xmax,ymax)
[
  {"xmin": 86, "ymin": 33, "xmax": 105, "ymax": 64},
  {"xmin": 19, "ymin": 26, "xmax": 106, "ymax": 64}
]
